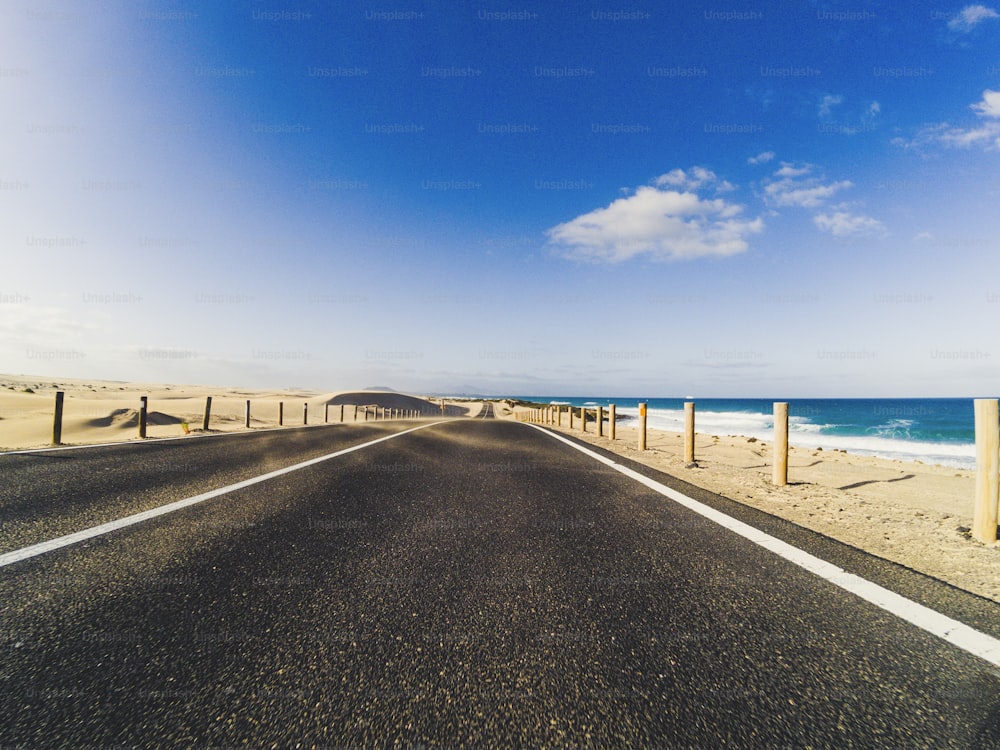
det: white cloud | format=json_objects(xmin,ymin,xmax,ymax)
[
  {"xmin": 948, "ymin": 4, "xmax": 999, "ymax": 30},
  {"xmin": 818, "ymin": 94, "xmax": 844, "ymax": 118},
  {"xmin": 895, "ymin": 90, "xmax": 1000, "ymax": 151},
  {"xmin": 747, "ymin": 151, "xmax": 775, "ymax": 165},
  {"xmin": 972, "ymin": 89, "xmax": 1000, "ymax": 118},
  {"xmin": 546, "ymin": 172, "xmax": 764, "ymax": 263},
  {"xmin": 774, "ymin": 162, "xmax": 812, "ymax": 178},
  {"xmin": 0, "ymin": 305, "xmax": 97, "ymax": 342},
  {"xmin": 763, "ymin": 164, "xmax": 853, "ymax": 208},
  {"xmin": 654, "ymin": 166, "xmax": 733, "ymax": 193},
  {"xmin": 758, "ymin": 161, "xmax": 883, "ymax": 237},
  {"xmin": 813, "ymin": 211, "xmax": 885, "ymax": 237}
]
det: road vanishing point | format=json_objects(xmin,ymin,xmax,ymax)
[{"xmin": 1, "ymin": 412, "xmax": 999, "ymax": 747}]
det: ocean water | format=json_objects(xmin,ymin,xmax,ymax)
[{"xmin": 517, "ymin": 397, "xmax": 982, "ymax": 469}]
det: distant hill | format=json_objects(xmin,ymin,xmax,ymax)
[{"xmin": 318, "ymin": 390, "xmax": 471, "ymax": 417}]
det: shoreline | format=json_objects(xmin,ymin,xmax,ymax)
[
  {"xmin": 507, "ymin": 397, "xmax": 978, "ymax": 470},
  {"xmin": 507, "ymin": 404, "xmax": 999, "ymax": 603}
]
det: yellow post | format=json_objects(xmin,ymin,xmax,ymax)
[
  {"xmin": 580, "ymin": 407, "xmax": 587, "ymax": 432},
  {"xmin": 684, "ymin": 401, "xmax": 696, "ymax": 464},
  {"xmin": 609, "ymin": 404, "xmax": 616, "ymax": 440},
  {"xmin": 638, "ymin": 403, "xmax": 647, "ymax": 450},
  {"xmin": 973, "ymin": 399, "xmax": 999, "ymax": 544},
  {"xmin": 773, "ymin": 402, "xmax": 789, "ymax": 486}
]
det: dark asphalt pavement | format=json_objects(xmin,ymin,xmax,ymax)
[{"xmin": 1, "ymin": 418, "xmax": 999, "ymax": 747}]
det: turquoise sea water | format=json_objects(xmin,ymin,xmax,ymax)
[{"xmin": 513, "ymin": 397, "xmax": 984, "ymax": 469}]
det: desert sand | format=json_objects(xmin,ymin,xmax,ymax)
[
  {"xmin": 0, "ymin": 374, "xmax": 477, "ymax": 451},
  {"xmin": 508, "ymin": 404, "xmax": 999, "ymax": 603}
]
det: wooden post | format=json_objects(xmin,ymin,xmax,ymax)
[
  {"xmin": 597, "ymin": 406, "xmax": 604, "ymax": 437},
  {"xmin": 303, "ymin": 403, "xmax": 309, "ymax": 425},
  {"xmin": 139, "ymin": 396, "xmax": 148, "ymax": 438},
  {"xmin": 202, "ymin": 396, "xmax": 212, "ymax": 432},
  {"xmin": 973, "ymin": 399, "xmax": 1000, "ymax": 544},
  {"xmin": 556, "ymin": 406, "xmax": 562, "ymax": 427},
  {"xmin": 609, "ymin": 404, "xmax": 616, "ymax": 441},
  {"xmin": 580, "ymin": 407, "xmax": 587, "ymax": 433},
  {"xmin": 684, "ymin": 401, "xmax": 696, "ymax": 464},
  {"xmin": 245, "ymin": 399, "xmax": 251, "ymax": 428},
  {"xmin": 773, "ymin": 402, "xmax": 789, "ymax": 486},
  {"xmin": 325, "ymin": 403, "xmax": 329, "ymax": 423},
  {"xmin": 638, "ymin": 402, "xmax": 647, "ymax": 450},
  {"xmin": 569, "ymin": 407, "xmax": 574, "ymax": 429},
  {"xmin": 340, "ymin": 404, "xmax": 345, "ymax": 423},
  {"xmin": 52, "ymin": 391, "xmax": 64, "ymax": 445},
  {"xmin": 278, "ymin": 401, "xmax": 284, "ymax": 426},
  {"xmin": 354, "ymin": 405, "xmax": 358, "ymax": 421}
]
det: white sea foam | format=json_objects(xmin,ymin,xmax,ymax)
[{"xmin": 614, "ymin": 407, "xmax": 975, "ymax": 469}]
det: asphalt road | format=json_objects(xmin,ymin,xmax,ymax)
[{"xmin": 1, "ymin": 418, "xmax": 999, "ymax": 747}]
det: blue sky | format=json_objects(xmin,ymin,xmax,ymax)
[{"xmin": 2, "ymin": 1, "xmax": 999, "ymax": 397}]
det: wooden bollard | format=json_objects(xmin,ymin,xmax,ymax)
[
  {"xmin": 609, "ymin": 404, "xmax": 616, "ymax": 440},
  {"xmin": 597, "ymin": 406, "xmax": 604, "ymax": 437},
  {"xmin": 278, "ymin": 402, "xmax": 284, "ymax": 426},
  {"xmin": 556, "ymin": 406, "xmax": 562, "ymax": 427},
  {"xmin": 139, "ymin": 396, "xmax": 148, "ymax": 438},
  {"xmin": 203, "ymin": 396, "xmax": 212, "ymax": 432},
  {"xmin": 304, "ymin": 403, "xmax": 309, "ymax": 425},
  {"xmin": 325, "ymin": 403, "xmax": 329, "ymax": 423},
  {"xmin": 52, "ymin": 391, "xmax": 65, "ymax": 445},
  {"xmin": 638, "ymin": 402, "xmax": 647, "ymax": 450},
  {"xmin": 354, "ymin": 405, "xmax": 358, "ymax": 421},
  {"xmin": 973, "ymin": 398, "xmax": 999, "ymax": 544},
  {"xmin": 245, "ymin": 399, "xmax": 251, "ymax": 428},
  {"xmin": 580, "ymin": 407, "xmax": 587, "ymax": 433},
  {"xmin": 340, "ymin": 404, "xmax": 345, "ymax": 422},
  {"xmin": 684, "ymin": 401, "xmax": 696, "ymax": 464},
  {"xmin": 569, "ymin": 407, "xmax": 574, "ymax": 429},
  {"xmin": 773, "ymin": 402, "xmax": 789, "ymax": 486}
]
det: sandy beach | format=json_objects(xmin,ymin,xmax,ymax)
[{"xmin": 507, "ymin": 403, "xmax": 1000, "ymax": 604}]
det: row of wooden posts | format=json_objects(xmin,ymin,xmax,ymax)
[
  {"xmin": 524, "ymin": 399, "xmax": 1000, "ymax": 545},
  {"xmin": 50, "ymin": 391, "xmax": 430, "ymax": 444}
]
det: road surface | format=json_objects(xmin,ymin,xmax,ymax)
[{"xmin": 1, "ymin": 418, "xmax": 998, "ymax": 747}]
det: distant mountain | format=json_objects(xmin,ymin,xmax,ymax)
[{"xmin": 361, "ymin": 386, "xmax": 398, "ymax": 392}]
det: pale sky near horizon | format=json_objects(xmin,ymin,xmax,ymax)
[{"xmin": 2, "ymin": 1, "xmax": 999, "ymax": 398}]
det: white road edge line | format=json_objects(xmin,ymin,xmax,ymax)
[
  {"xmin": 528, "ymin": 423, "xmax": 1000, "ymax": 670},
  {"xmin": 0, "ymin": 421, "xmax": 447, "ymax": 569},
  {"xmin": 2, "ymin": 421, "xmax": 347, "ymax": 456}
]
